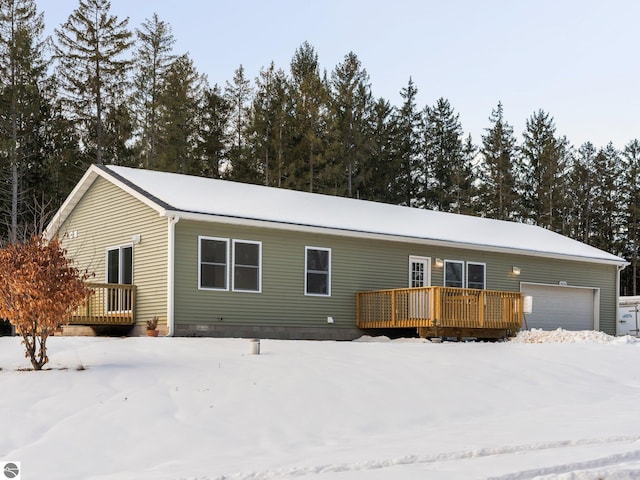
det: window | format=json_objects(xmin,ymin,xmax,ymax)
[
  {"xmin": 199, "ymin": 236, "xmax": 229, "ymax": 290},
  {"xmin": 232, "ymin": 240, "xmax": 261, "ymax": 292},
  {"xmin": 467, "ymin": 262, "xmax": 486, "ymax": 290},
  {"xmin": 444, "ymin": 260, "xmax": 464, "ymax": 288},
  {"xmin": 305, "ymin": 247, "xmax": 331, "ymax": 296}
]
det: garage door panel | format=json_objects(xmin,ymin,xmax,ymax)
[{"xmin": 521, "ymin": 284, "xmax": 595, "ymax": 331}]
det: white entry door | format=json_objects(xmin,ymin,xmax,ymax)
[
  {"xmin": 409, "ymin": 256, "xmax": 431, "ymax": 288},
  {"xmin": 409, "ymin": 257, "xmax": 431, "ymax": 319}
]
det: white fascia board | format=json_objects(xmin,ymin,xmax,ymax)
[{"xmin": 165, "ymin": 209, "xmax": 629, "ymax": 268}]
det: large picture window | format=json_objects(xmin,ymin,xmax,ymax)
[
  {"xmin": 305, "ymin": 247, "xmax": 331, "ymax": 296},
  {"xmin": 444, "ymin": 260, "xmax": 464, "ymax": 288},
  {"xmin": 232, "ymin": 240, "xmax": 261, "ymax": 292},
  {"xmin": 467, "ymin": 262, "xmax": 486, "ymax": 290},
  {"xmin": 199, "ymin": 236, "xmax": 229, "ymax": 290}
]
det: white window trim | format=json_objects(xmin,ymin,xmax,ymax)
[
  {"xmin": 232, "ymin": 239, "xmax": 262, "ymax": 293},
  {"xmin": 444, "ymin": 259, "xmax": 465, "ymax": 288},
  {"xmin": 198, "ymin": 236, "xmax": 230, "ymax": 291},
  {"xmin": 105, "ymin": 244, "xmax": 134, "ymax": 284},
  {"xmin": 408, "ymin": 255, "xmax": 431, "ymax": 287},
  {"xmin": 467, "ymin": 262, "xmax": 486, "ymax": 290},
  {"xmin": 305, "ymin": 246, "xmax": 331, "ymax": 297}
]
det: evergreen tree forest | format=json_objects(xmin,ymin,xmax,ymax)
[{"xmin": 1, "ymin": 0, "xmax": 639, "ymax": 294}]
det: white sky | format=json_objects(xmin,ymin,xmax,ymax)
[{"xmin": 38, "ymin": 0, "xmax": 640, "ymax": 150}]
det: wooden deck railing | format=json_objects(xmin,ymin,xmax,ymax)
[
  {"xmin": 356, "ymin": 286, "xmax": 522, "ymax": 333},
  {"xmin": 67, "ymin": 282, "xmax": 136, "ymax": 325}
]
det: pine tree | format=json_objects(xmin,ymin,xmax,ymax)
[
  {"xmin": 589, "ymin": 143, "xmax": 623, "ymax": 253},
  {"xmin": 621, "ymin": 139, "xmax": 640, "ymax": 295},
  {"xmin": 102, "ymin": 100, "xmax": 135, "ymax": 165},
  {"xmin": 567, "ymin": 142, "xmax": 597, "ymax": 243},
  {"xmin": 288, "ymin": 42, "xmax": 329, "ymax": 193},
  {"xmin": 478, "ymin": 102, "xmax": 518, "ymax": 220},
  {"xmin": 0, "ymin": 0, "xmax": 49, "ymax": 242},
  {"xmin": 420, "ymin": 97, "xmax": 468, "ymax": 212},
  {"xmin": 54, "ymin": 0, "xmax": 133, "ymax": 165},
  {"xmin": 391, "ymin": 78, "xmax": 421, "ymax": 206},
  {"xmin": 39, "ymin": 90, "xmax": 83, "ymax": 215},
  {"xmin": 132, "ymin": 12, "xmax": 175, "ymax": 169},
  {"xmin": 155, "ymin": 54, "xmax": 204, "ymax": 174},
  {"xmin": 199, "ymin": 84, "xmax": 230, "ymax": 179},
  {"xmin": 329, "ymin": 51, "xmax": 373, "ymax": 197},
  {"xmin": 366, "ymin": 97, "xmax": 396, "ymax": 203},
  {"xmin": 458, "ymin": 134, "xmax": 478, "ymax": 215},
  {"xmin": 518, "ymin": 110, "xmax": 569, "ymax": 231},
  {"xmin": 250, "ymin": 62, "xmax": 290, "ymax": 187},
  {"xmin": 225, "ymin": 64, "xmax": 257, "ymax": 183}
]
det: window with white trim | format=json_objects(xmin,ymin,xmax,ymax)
[
  {"xmin": 305, "ymin": 247, "xmax": 331, "ymax": 296},
  {"xmin": 232, "ymin": 240, "xmax": 262, "ymax": 292},
  {"xmin": 106, "ymin": 245, "xmax": 133, "ymax": 312},
  {"xmin": 444, "ymin": 260, "xmax": 464, "ymax": 288},
  {"xmin": 107, "ymin": 245, "xmax": 133, "ymax": 285},
  {"xmin": 199, "ymin": 236, "xmax": 229, "ymax": 290},
  {"xmin": 467, "ymin": 262, "xmax": 486, "ymax": 290}
]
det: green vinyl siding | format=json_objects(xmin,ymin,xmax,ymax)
[
  {"xmin": 173, "ymin": 220, "xmax": 619, "ymax": 335},
  {"xmin": 57, "ymin": 176, "xmax": 168, "ymax": 327}
]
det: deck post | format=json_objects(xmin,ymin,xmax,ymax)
[{"xmin": 391, "ymin": 289, "xmax": 396, "ymax": 326}]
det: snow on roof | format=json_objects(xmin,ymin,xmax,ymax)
[{"xmin": 102, "ymin": 165, "xmax": 624, "ymax": 265}]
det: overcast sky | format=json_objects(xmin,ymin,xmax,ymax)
[{"xmin": 38, "ymin": 0, "xmax": 640, "ymax": 150}]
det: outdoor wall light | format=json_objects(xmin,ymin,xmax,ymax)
[
  {"xmin": 434, "ymin": 258, "xmax": 444, "ymax": 268},
  {"xmin": 512, "ymin": 266, "xmax": 521, "ymax": 275}
]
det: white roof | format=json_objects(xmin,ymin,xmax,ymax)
[{"xmin": 47, "ymin": 164, "xmax": 627, "ymax": 266}]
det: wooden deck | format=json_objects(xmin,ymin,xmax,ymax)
[
  {"xmin": 67, "ymin": 283, "xmax": 136, "ymax": 325},
  {"xmin": 356, "ymin": 286, "xmax": 523, "ymax": 339}
]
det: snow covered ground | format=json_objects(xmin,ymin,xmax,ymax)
[{"xmin": 2, "ymin": 329, "xmax": 640, "ymax": 479}]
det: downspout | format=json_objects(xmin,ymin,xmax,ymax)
[
  {"xmin": 167, "ymin": 215, "xmax": 180, "ymax": 336},
  {"xmin": 616, "ymin": 263, "xmax": 627, "ymax": 336}
]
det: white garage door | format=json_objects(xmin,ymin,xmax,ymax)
[{"xmin": 521, "ymin": 283, "xmax": 597, "ymax": 331}]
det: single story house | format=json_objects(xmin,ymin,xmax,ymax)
[{"xmin": 45, "ymin": 164, "xmax": 628, "ymax": 339}]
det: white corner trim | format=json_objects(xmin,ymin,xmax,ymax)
[{"xmin": 166, "ymin": 215, "xmax": 180, "ymax": 336}]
